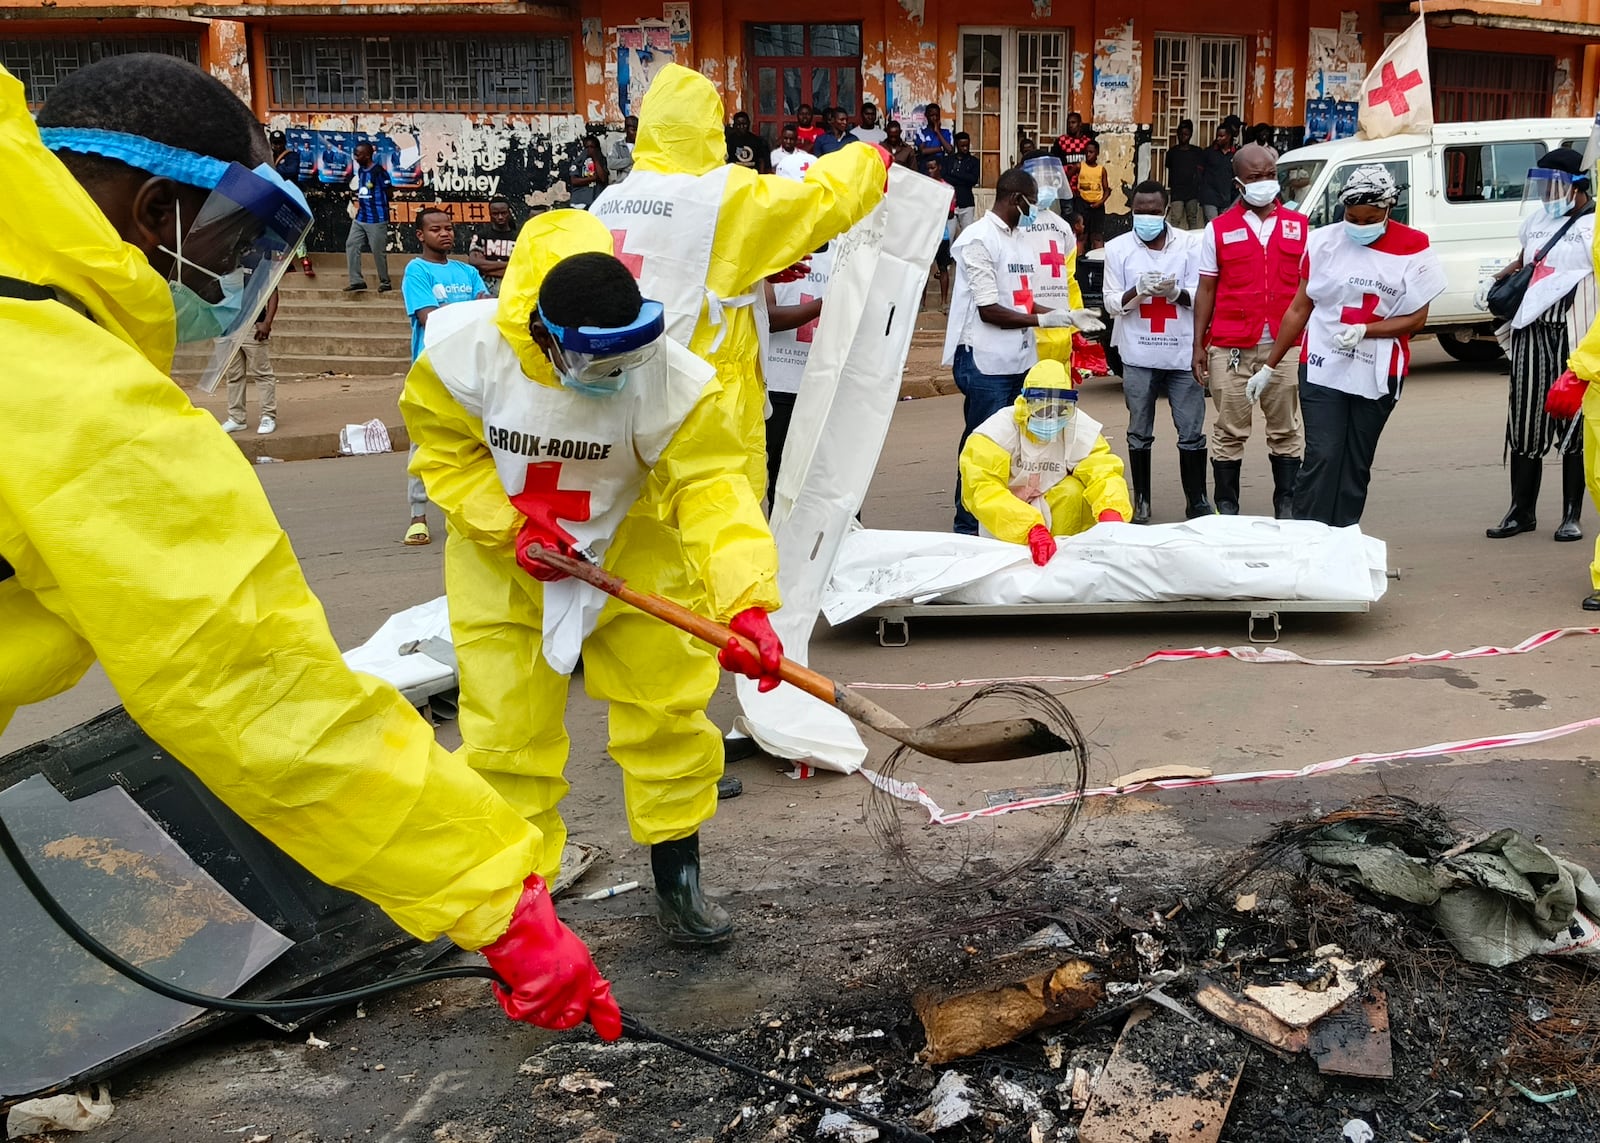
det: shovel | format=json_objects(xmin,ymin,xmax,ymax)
[{"xmin": 527, "ymin": 546, "xmax": 1067, "ymax": 764}]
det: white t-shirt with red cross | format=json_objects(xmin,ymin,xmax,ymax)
[
  {"xmin": 1301, "ymin": 221, "xmax": 1447, "ymax": 400},
  {"xmin": 763, "ymin": 245, "xmax": 834, "ymax": 394},
  {"xmin": 1102, "ymin": 227, "xmax": 1200, "ymax": 371}
]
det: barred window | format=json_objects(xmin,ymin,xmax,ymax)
[
  {"xmin": 2, "ymin": 35, "xmax": 200, "ymax": 106},
  {"xmin": 267, "ymin": 33, "xmax": 575, "ymax": 112}
]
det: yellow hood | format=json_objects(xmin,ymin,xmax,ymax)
[
  {"xmin": 0, "ymin": 65, "xmax": 175, "ymax": 372},
  {"xmin": 494, "ymin": 209, "xmax": 616, "ymax": 383},
  {"xmin": 632, "ymin": 63, "xmax": 727, "ymax": 177}
]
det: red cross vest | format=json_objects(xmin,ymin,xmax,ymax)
[
  {"xmin": 423, "ymin": 300, "xmax": 713, "ymax": 673},
  {"xmin": 1206, "ymin": 202, "xmax": 1308, "ymax": 348},
  {"xmin": 762, "ymin": 245, "xmax": 834, "ymax": 396},
  {"xmin": 944, "ymin": 213, "xmax": 1039, "ymax": 376}
]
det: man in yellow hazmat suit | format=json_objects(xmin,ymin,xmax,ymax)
[
  {"xmin": 959, "ymin": 359, "xmax": 1131, "ymax": 566},
  {"xmin": 0, "ymin": 54, "xmax": 620, "ymax": 1038},
  {"xmin": 401, "ymin": 210, "xmax": 783, "ymax": 945},
  {"xmin": 1555, "ymin": 211, "xmax": 1600, "ymax": 610},
  {"xmin": 590, "ymin": 63, "xmax": 890, "ymax": 504}
]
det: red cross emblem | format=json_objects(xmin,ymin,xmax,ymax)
[
  {"xmin": 1340, "ymin": 292, "xmax": 1382, "ymax": 325},
  {"xmin": 1012, "ymin": 275, "xmax": 1035, "ymax": 312},
  {"xmin": 1368, "ymin": 61, "xmax": 1425, "ymax": 117},
  {"xmin": 1039, "ymin": 240, "xmax": 1067, "ymax": 279},
  {"xmin": 611, "ymin": 230, "xmax": 645, "ymax": 277},
  {"xmin": 1530, "ymin": 260, "xmax": 1557, "ymax": 286},
  {"xmin": 796, "ymin": 294, "xmax": 820, "ymax": 343},
  {"xmin": 509, "ymin": 461, "xmax": 592, "ymax": 549},
  {"xmin": 1139, "ymin": 295, "xmax": 1178, "ymax": 333}
]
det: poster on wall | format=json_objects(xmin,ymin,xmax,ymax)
[
  {"xmin": 1093, "ymin": 24, "xmax": 1139, "ymax": 128},
  {"xmin": 616, "ymin": 23, "xmax": 678, "ymax": 117},
  {"xmin": 664, "ymin": 3, "xmax": 691, "ymax": 44},
  {"xmin": 643, "ymin": 20, "xmax": 673, "ymax": 53}
]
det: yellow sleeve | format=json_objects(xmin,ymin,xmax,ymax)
[
  {"xmin": 960, "ymin": 431, "xmax": 1046, "ymax": 543},
  {"xmin": 1068, "ymin": 247, "xmax": 1085, "ymax": 310},
  {"xmin": 1072, "ymin": 436, "xmax": 1134, "ymax": 520},
  {"xmin": 712, "ymin": 145, "xmax": 886, "ymax": 292},
  {"xmin": 0, "ymin": 310, "xmax": 538, "ymax": 949},
  {"xmin": 400, "ymin": 353, "xmax": 520, "ymax": 551},
  {"xmin": 652, "ymin": 375, "xmax": 781, "ymax": 620}
]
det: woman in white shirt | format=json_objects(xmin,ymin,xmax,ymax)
[{"xmin": 1250, "ymin": 165, "xmax": 1447, "ymax": 527}]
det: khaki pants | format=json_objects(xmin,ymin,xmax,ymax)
[
  {"xmin": 1207, "ymin": 344, "xmax": 1302, "ymax": 461},
  {"xmin": 224, "ymin": 339, "xmax": 277, "ymax": 423}
]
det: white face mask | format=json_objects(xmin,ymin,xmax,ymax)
[{"xmin": 1239, "ymin": 179, "xmax": 1280, "ymax": 208}]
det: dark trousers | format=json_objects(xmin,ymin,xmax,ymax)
[
  {"xmin": 765, "ymin": 390, "xmax": 797, "ymax": 512},
  {"xmin": 1293, "ymin": 375, "xmax": 1396, "ymax": 527},
  {"xmin": 951, "ymin": 345, "xmax": 1028, "ymax": 533}
]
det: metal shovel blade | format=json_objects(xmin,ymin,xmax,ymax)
[{"xmin": 832, "ymin": 689, "xmax": 1068, "ymax": 763}]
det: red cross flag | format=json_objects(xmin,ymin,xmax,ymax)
[{"xmin": 1358, "ymin": 16, "xmax": 1433, "ymax": 140}]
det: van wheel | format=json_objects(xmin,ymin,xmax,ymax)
[{"xmin": 1437, "ymin": 328, "xmax": 1505, "ymax": 364}]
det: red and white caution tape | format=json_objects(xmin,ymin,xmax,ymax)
[
  {"xmin": 863, "ymin": 714, "xmax": 1600, "ymax": 826},
  {"xmin": 847, "ymin": 626, "xmax": 1600, "ymax": 693}
]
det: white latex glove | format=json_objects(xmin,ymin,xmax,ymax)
[
  {"xmin": 1068, "ymin": 308, "xmax": 1106, "ymax": 333},
  {"xmin": 1244, "ymin": 364, "xmax": 1276, "ymax": 404},
  {"xmin": 1037, "ymin": 309, "xmax": 1076, "ymax": 329},
  {"xmin": 1334, "ymin": 323, "xmax": 1367, "ymax": 350},
  {"xmin": 1159, "ymin": 276, "xmax": 1182, "ymax": 301},
  {"xmin": 1473, "ymin": 279, "xmax": 1492, "ymax": 311},
  {"xmin": 1135, "ymin": 271, "xmax": 1164, "ymax": 297}
]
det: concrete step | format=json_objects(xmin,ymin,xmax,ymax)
[
  {"xmin": 274, "ymin": 313, "xmax": 413, "ymax": 335},
  {"xmin": 252, "ymin": 331, "xmax": 412, "ymax": 359},
  {"xmin": 174, "ymin": 351, "xmax": 409, "ymax": 379}
]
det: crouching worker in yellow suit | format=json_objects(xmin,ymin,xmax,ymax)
[
  {"xmin": 2, "ymin": 55, "xmax": 621, "ymax": 1036},
  {"xmin": 959, "ymin": 359, "xmax": 1132, "ymax": 566},
  {"xmin": 401, "ymin": 210, "xmax": 784, "ymax": 945}
]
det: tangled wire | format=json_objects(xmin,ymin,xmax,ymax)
[{"xmin": 863, "ymin": 681, "xmax": 1089, "ymax": 892}]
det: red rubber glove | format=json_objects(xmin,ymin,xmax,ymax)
[
  {"xmin": 1027, "ymin": 524, "xmax": 1057, "ymax": 567},
  {"xmin": 767, "ymin": 258, "xmax": 812, "ymax": 284},
  {"xmin": 509, "ymin": 461, "xmax": 592, "ymax": 582},
  {"xmin": 1547, "ymin": 369, "xmax": 1589, "ymax": 420},
  {"xmin": 479, "ymin": 875, "xmax": 622, "ymax": 1040},
  {"xmin": 718, "ymin": 608, "xmax": 784, "ymax": 692},
  {"xmin": 1098, "ymin": 509, "xmax": 1126, "ymax": 523}
]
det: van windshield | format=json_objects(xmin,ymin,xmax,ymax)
[
  {"xmin": 1279, "ymin": 157, "xmax": 1412, "ymax": 226},
  {"xmin": 1277, "ymin": 158, "xmax": 1324, "ymax": 213}
]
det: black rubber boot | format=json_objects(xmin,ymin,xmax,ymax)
[
  {"xmin": 1268, "ymin": 455, "xmax": 1302, "ymax": 520},
  {"xmin": 651, "ymin": 833, "xmax": 733, "ymax": 945},
  {"xmin": 1128, "ymin": 448, "xmax": 1152, "ymax": 524},
  {"xmin": 1179, "ymin": 449, "xmax": 1214, "ymax": 518},
  {"xmin": 1486, "ymin": 454, "xmax": 1542, "ymax": 538},
  {"xmin": 1584, "ymin": 591, "xmax": 1600, "ymax": 611},
  {"xmin": 1555, "ymin": 449, "xmax": 1584, "ymax": 542},
  {"xmin": 1209, "ymin": 458, "xmax": 1241, "ymax": 516}
]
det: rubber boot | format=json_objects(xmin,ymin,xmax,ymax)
[
  {"xmin": 1485, "ymin": 454, "xmax": 1541, "ymax": 538},
  {"xmin": 1128, "ymin": 449, "xmax": 1152, "ymax": 524},
  {"xmin": 651, "ymin": 833, "xmax": 733, "ymax": 946},
  {"xmin": 1268, "ymin": 455, "xmax": 1302, "ymax": 520},
  {"xmin": 1209, "ymin": 458, "xmax": 1241, "ymax": 516},
  {"xmin": 1555, "ymin": 449, "xmax": 1584, "ymax": 542},
  {"xmin": 1584, "ymin": 591, "xmax": 1600, "ymax": 611},
  {"xmin": 1179, "ymin": 449, "xmax": 1214, "ymax": 518}
]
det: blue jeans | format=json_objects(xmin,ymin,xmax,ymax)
[
  {"xmin": 951, "ymin": 345, "xmax": 1029, "ymax": 534},
  {"xmin": 1121, "ymin": 365, "xmax": 1207, "ymax": 451}
]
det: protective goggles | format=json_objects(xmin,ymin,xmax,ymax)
[
  {"xmin": 537, "ymin": 299, "xmax": 666, "ymax": 383},
  {"xmin": 39, "ymin": 127, "xmax": 313, "ymax": 393},
  {"xmin": 1523, "ymin": 168, "xmax": 1581, "ymax": 215},
  {"xmin": 1023, "ymin": 386, "xmax": 1079, "ymax": 420}
]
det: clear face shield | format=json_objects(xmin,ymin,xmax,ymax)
[
  {"xmin": 1022, "ymin": 155, "xmax": 1068, "ymax": 215},
  {"xmin": 1523, "ymin": 167, "xmax": 1581, "ymax": 221},
  {"xmin": 1023, "ymin": 386, "xmax": 1078, "ymax": 441},
  {"xmin": 537, "ymin": 299, "xmax": 666, "ymax": 395}
]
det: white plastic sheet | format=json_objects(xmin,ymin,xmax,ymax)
[
  {"xmin": 341, "ymin": 596, "xmax": 454, "ymax": 702},
  {"xmin": 731, "ymin": 166, "xmax": 953, "ymax": 773},
  {"xmin": 825, "ymin": 517, "xmax": 1389, "ymax": 623}
]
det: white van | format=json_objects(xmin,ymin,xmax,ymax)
[{"xmin": 1275, "ymin": 118, "xmax": 1590, "ymax": 362}]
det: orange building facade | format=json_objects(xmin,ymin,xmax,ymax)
[{"xmin": 3, "ymin": 0, "xmax": 1595, "ymax": 248}]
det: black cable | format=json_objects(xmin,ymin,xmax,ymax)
[{"xmin": 0, "ymin": 809, "xmax": 505, "ymax": 1015}]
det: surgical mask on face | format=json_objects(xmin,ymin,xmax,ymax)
[
  {"xmin": 1018, "ymin": 197, "xmax": 1039, "ymax": 229},
  {"xmin": 1132, "ymin": 214, "xmax": 1166, "ymax": 242},
  {"xmin": 1544, "ymin": 198, "xmax": 1575, "ymax": 219},
  {"xmin": 1036, "ymin": 186, "xmax": 1059, "ymax": 214},
  {"xmin": 1239, "ymin": 179, "xmax": 1280, "ymax": 208},
  {"xmin": 558, "ymin": 369, "xmax": 631, "ymax": 397},
  {"xmin": 1027, "ymin": 414, "xmax": 1065, "ymax": 441},
  {"xmin": 159, "ymin": 202, "xmax": 248, "ymax": 343},
  {"xmin": 1343, "ymin": 217, "xmax": 1388, "ymax": 246}
]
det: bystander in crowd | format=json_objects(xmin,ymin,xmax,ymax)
[
  {"xmin": 344, "ymin": 141, "xmax": 392, "ymax": 293},
  {"xmin": 468, "ymin": 195, "xmax": 518, "ymax": 296}
]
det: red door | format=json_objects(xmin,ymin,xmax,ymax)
[{"xmin": 748, "ymin": 23, "xmax": 862, "ymax": 148}]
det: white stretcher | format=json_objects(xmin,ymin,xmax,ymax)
[{"xmin": 824, "ymin": 517, "xmax": 1391, "ymax": 646}]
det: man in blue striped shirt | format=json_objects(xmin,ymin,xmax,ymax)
[{"xmin": 345, "ymin": 141, "xmax": 393, "ymax": 293}]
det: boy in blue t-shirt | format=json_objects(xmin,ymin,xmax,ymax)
[{"xmin": 401, "ymin": 207, "xmax": 488, "ymax": 544}]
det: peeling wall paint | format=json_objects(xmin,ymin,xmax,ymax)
[
  {"xmin": 1071, "ymin": 51, "xmax": 1087, "ymax": 95},
  {"xmin": 1091, "ymin": 22, "xmax": 1139, "ymax": 129},
  {"xmin": 896, "ymin": 0, "xmax": 925, "ymax": 28},
  {"xmin": 1030, "ymin": 0, "xmax": 1051, "ymax": 18},
  {"xmin": 1274, "ymin": 67, "xmax": 1295, "ymax": 112},
  {"xmin": 1553, "ymin": 61, "xmax": 1575, "ymax": 117},
  {"xmin": 207, "ymin": 22, "xmax": 250, "ymax": 105}
]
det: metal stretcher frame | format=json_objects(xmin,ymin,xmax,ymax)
[{"xmin": 866, "ymin": 597, "xmax": 1374, "ymax": 646}]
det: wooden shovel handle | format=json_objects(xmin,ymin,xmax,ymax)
[{"xmin": 527, "ymin": 547, "xmax": 840, "ymax": 706}]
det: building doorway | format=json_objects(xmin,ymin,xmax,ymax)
[
  {"xmin": 957, "ymin": 27, "xmax": 1071, "ymax": 190},
  {"xmin": 1150, "ymin": 33, "xmax": 1243, "ymax": 184},
  {"xmin": 748, "ymin": 23, "xmax": 862, "ymax": 147}
]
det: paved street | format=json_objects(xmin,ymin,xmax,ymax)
[{"xmin": 6, "ymin": 342, "xmax": 1600, "ymax": 1140}]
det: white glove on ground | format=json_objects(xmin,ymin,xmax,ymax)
[
  {"xmin": 1473, "ymin": 280, "xmax": 1493, "ymax": 311},
  {"xmin": 1244, "ymin": 364, "xmax": 1276, "ymax": 403},
  {"xmin": 1068, "ymin": 308, "xmax": 1106, "ymax": 333},
  {"xmin": 1334, "ymin": 323, "xmax": 1367, "ymax": 350},
  {"xmin": 1037, "ymin": 309, "xmax": 1076, "ymax": 329}
]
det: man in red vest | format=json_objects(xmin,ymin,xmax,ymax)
[{"xmin": 1191, "ymin": 143, "xmax": 1307, "ymax": 517}]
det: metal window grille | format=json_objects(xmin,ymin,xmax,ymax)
[
  {"xmin": 1150, "ymin": 33, "xmax": 1243, "ymax": 184},
  {"xmin": 1429, "ymin": 49, "xmax": 1553, "ymax": 123},
  {"xmin": 267, "ymin": 33, "xmax": 574, "ymax": 112},
  {"xmin": 1016, "ymin": 30, "xmax": 1068, "ymax": 150},
  {"xmin": 2, "ymin": 35, "xmax": 199, "ymax": 106}
]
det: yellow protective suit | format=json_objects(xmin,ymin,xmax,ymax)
[
  {"xmin": 0, "ymin": 66, "xmax": 538, "ymax": 950},
  {"xmin": 959, "ymin": 361, "xmax": 1132, "ymax": 540},
  {"xmin": 623, "ymin": 63, "xmax": 887, "ymax": 502},
  {"xmin": 1034, "ymin": 238, "xmax": 1085, "ymax": 368},
  {"xmin": 400, "ymin": 210, "xmax": 779, "ymax": 882},
  {"xmin": 1563, "ymin": 263, "xmax": 1600, "ymax": 592}
]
